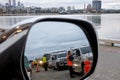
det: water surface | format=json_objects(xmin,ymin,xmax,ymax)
[{"xmin": 0, "ymin": 14, "xmax": 120, "ymax": 40}]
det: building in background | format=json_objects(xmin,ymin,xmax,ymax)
[
  {"xmin": 13, "ymin": 0, "xmax": 16, "ymax": 7},
  {"xmin": 18, "ymin": 1, "xmax": 21, "ymax": 6},
  {"xmin": 9, "ymin": 0, "xmax": 11, "ymax": 6},
  {"xmin": 0, "ymin": 3, "xmax": 2, "ymax": 7},
  {"xmin": 92, "ymin": 0, "xmax": 101, "ymax": 12},
  {"xmin": 87, "ymin": 4, "xmax": 92, "ymax": 12}
]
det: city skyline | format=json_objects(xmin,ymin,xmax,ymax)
[{"xmin": 0, "ymin": 0, "xmax": 120, "ymax": 9}]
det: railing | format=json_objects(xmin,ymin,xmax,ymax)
[{"xmin": 99, "ymin": 39, "xmax": 120, "ymax": 46}]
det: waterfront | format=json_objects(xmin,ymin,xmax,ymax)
[{"xmin": 0, "ymin": 14, "xmax": 120, "ymax": 40}]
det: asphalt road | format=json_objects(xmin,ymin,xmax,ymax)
[
  {"xmin": 89, "ymin": 45, "xmax": 120, "ymax": 80},
  {"xmin": 31, "ymin": 45, "xmax": 120, "ymax": 80},
  {"xmin": 31, "ymin": 67, "xmax": 80, "ymax": 80}
]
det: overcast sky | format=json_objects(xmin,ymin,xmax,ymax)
[
  {"xmin": 24, "ymin": 21, "xmax": 89, "ymax": 60},
  {"xmin": 0, "ymin": 0, "xmax": 120, "ymax": 9}
]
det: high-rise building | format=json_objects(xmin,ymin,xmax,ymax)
[
  {"xmin": 92, "ymin": 0, "xmax": 101, "ymax": 11},
  {"xmin": 67, "ymin": 6, "xmax": 71, "ymax": 12},
  {"xmin": 87, "ymin": 4, "xmax": 92, "ymax": 11},
  {"xmin": 18, "ymin": 1, "xmax": 21, "ymax": 6},
  {"xmin": 9, "ymin": 0, "xmax": 11, "ymax": 6},
  {"xmin": 0, "ymin": 3, "xmax": 2, "ymax": 8},
  {"xmin": 21, "ymin": 3, "xmax": 24, "ymax": 7},
  {"xmin": 13, "ymin": 0, "xmax": 16, "ymax": 7}
]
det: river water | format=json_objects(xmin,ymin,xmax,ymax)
[{"xmin": 0, "ymin": 14, "xmax": 120, "ymax": 40}]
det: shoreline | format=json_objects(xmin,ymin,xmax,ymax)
[{"xmin": 0, "ymin": 13, "xmax": 120, "ymax": 16}]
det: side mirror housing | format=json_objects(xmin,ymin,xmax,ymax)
[
  {"xmin": 24, "ymin": 18, "xmax": 98, "ymax": 80},
  {"xmin": 0, "ymin": 17, "xmax": 98, "ymax": 80}
]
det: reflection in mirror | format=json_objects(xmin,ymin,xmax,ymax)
[{"xmin": 24, "ymin": 21, "xmax": 93, "ymax": 80}]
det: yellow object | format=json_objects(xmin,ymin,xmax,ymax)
[
  {"xmin": 42, "ymin": 57, "xmax": 47, "ymax": 63},
  {"xmin": 34, "ymin": 60, "xmax": 37, "ymax": 64}
]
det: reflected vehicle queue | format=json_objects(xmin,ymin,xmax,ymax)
[{"xmin": 25, "ymin": 47, "xmax": 92, "ymax": 79}]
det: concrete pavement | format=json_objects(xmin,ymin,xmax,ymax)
[{"xmin": 89, "ymin": 45, "xmax": 120, "ymax": 80}]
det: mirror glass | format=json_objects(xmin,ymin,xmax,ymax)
[{"xmin": 24, "ymin": 21, "xmax": 93, "ymax": 80}]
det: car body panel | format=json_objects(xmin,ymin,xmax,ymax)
[
  {"xmin": 48, "ymin": 51, "xmax": 67, "ymax": 69},
  {"xmin": 73, "ymin": 46, "xmax": 93, "ymax": 73}
]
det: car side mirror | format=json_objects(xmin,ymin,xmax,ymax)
[
  {"xmin": 0, "ymin": 17, "xmax": 98, "ymax": 80},
  {"xmin": 23, "ymin": 18, "xmax": 98, "ymax": 80}
]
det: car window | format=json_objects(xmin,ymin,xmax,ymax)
[
  {"xmin": 80, "ymin": 46, "xmax": 92, "ymax": 54},
  {"xmin": 53, "ymin": 55, "xmax": 57, "ymax": 60},
  {"xmin": 58, "ymin": 53, "xmax": 67, "ymax": 58},
  {"xmin": 76, "ymin": 49, "xmax": 81, "ymax": 56},
  {"xmin": 0, "ymin": 0, "xmax": 119, "ymax": 80}
]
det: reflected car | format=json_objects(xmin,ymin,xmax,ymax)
[
  {"xmin": 24, "ymin": 56, "xmax": 32, "ymax": 80},
  {"xmin": 48, "ymin": 51, "xmax": 67, "ymax": 70},
  {"xmin": 72, "ymin": 46, "xmax": 93, "ymax": 74}
]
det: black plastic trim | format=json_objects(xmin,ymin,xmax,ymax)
[{"xmin": 22, "ymin": 18, "xmax": 98, "ymax": 80}]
